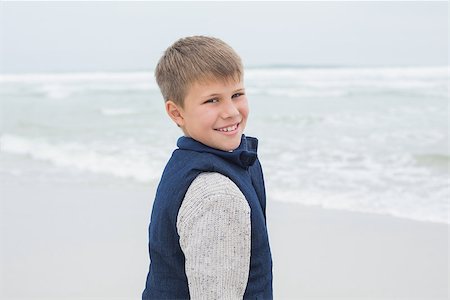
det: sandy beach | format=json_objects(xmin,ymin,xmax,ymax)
[
  {"xmin": 1, "ymin": 178, "xmax": 447, "ymax": 300},
  {"xmin": 269, "ymin": 201, "xmax": 448, "ymax": 299},
  {"xmin": 1, "ymin": 2, "xmax": 448, "ymax": 299}
]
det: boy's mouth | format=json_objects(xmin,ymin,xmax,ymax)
[{"xmin": 214, "ymin": 122, "xmax": 240, "ymax": 133}]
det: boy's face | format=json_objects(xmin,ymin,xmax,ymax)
[{"xmin": 166, "ymin": 78, "xmax": 248, "ymax": 152}]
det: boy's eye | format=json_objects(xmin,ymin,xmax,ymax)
[
  {"xmin": 232, "ymin": 92, "xmax": 244, "ymax": 98},
  {"xmin": 204, "ymin": 98, "xmax": 219, "ymax": 104}
]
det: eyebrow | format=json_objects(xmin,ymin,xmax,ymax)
[{"xmin": 202, "ymin": 88, "xmax": 245, "ymax": 99}]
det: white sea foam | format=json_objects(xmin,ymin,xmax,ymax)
[
  {"xmin": 269, "ymin": 188, "xmax": 449, "ymax": 225},
  {"xmin": 0, "ymin": 71, "xmax": 158, "ymax": 100},
  {"xmin": 0, "ymin": 134, "xmax": 161, "ymax": 183},
  {"xmin": 1, "ymin": 66, "xmax": 448, "ymax": 225},
  {"xmin": 1, "ymin": 67, "xmax": 447, "ymax": 99},
  {"xmin": 245, "ymin": 66, "xmax": 449, "ymax": 98}
]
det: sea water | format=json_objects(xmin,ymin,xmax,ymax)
[{"xmin": 0, "ymin": 66, "xmax": 448, "ymax": 224}]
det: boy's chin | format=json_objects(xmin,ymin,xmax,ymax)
[
  {"xmin": 194, "ymin": 133, "xmax": 242, "ymax": 152},
  {"xmin": 217, "ymin": 139, "xmax": 241, "ymax": 152}
]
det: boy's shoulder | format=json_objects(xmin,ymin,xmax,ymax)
[
  {"xmin": 186, "ymin": 171, "xmax": 245, "ymax": 199},
  {"xmin": 177, "ymin": 171, "xmax": 250, "ymax": 231}
]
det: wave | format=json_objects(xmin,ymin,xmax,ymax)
[
  {"xmin": 0, "ymin": 134, "xmax": 160, "ymax": 183},
  {"xmin": 270, "ymin": 187, "xmax": 449, "ymax": 225},
  {"xmin": 245, "ymin": 66, "xmax": 449, "ymax": 98},
  {"xmin": 1, "ymin": 66, "xmax": 447, "ymax": 99},
  {"xmin": 2, "ymin": 134, "xmax": 447, "ymax": 225},
  {"xmin": 0, "ymin": 71, "xmax": 159, "ymax": 99}
]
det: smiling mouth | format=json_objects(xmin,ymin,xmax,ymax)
[{"xmin": 214, "ymin": 122, "xmax": 239, "ymax": 132}]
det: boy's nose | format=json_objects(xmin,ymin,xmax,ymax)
[{"xmin": 220, "ymin": 99, "xmax": 240, "ymax": 118}]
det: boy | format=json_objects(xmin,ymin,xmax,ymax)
[{"xmin": 142, "ymin": 36, "xmax": 273, "ymax": 299}]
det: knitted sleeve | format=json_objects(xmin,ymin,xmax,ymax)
[{"xmin": 176, "ymin": 171, "xmax": 251, "ymax": 300}]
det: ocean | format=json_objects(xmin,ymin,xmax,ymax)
[{"xmin": 0, "ymin": 66, "xmax": 448, "ymax": 224}]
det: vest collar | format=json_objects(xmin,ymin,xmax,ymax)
[{"xmin": 176, "ymin": 134, "xmax": 258, "ymax": 169}]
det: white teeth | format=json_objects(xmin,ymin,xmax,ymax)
[{"xmin": 217, "ymin": 124, "xmax": 238, "ymax": 132}]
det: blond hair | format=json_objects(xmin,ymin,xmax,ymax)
[{"xmin": 155, "ymin": 36, "xmax": 243, "ymax": 109}]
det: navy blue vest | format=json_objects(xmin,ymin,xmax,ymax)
[{"xmin": 142, "ymin": 134, "xmax": 273, "ymax": 299}]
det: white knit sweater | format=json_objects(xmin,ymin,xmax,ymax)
[{"xmin": 176, "ymin": 172, "xmax": 251, "ymax": 299}]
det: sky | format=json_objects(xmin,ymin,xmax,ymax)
[{"xmin": 0, "ymin": 1, "xmax": 448, "ymax": 73}]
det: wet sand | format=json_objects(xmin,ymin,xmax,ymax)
[{"xmin": 1, "ymin": 180, "xmax": 448, "ymax": 299}]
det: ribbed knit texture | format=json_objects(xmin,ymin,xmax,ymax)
[{"xmin": 176, "ymin": 172, "xmax": 251, "ymax": 299}]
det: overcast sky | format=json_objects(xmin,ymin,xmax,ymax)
[{"xmin": 0, "ymin": 1, "xmax": 448, "ymax": 73}]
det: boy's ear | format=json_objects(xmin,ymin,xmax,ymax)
[{"xmin": 165, "ymin": 100, "xmax": 184, "ymax": 128}]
